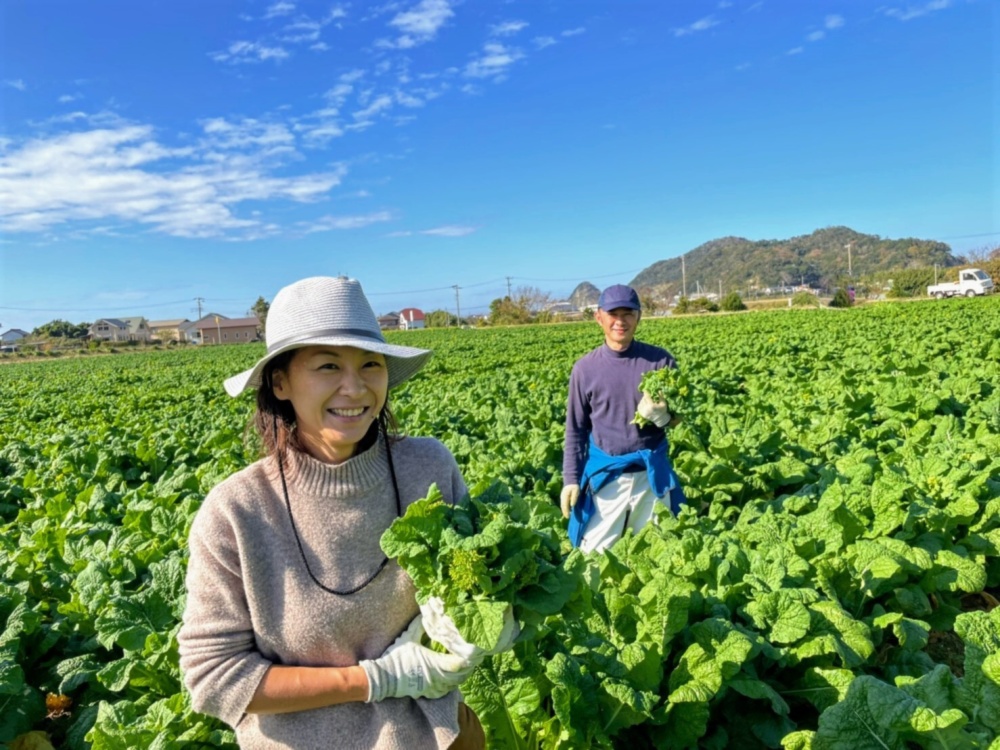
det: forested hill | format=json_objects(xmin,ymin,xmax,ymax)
[{"xmin": 630, "ymin": 226, "xmax": 958, "ymax": 293}]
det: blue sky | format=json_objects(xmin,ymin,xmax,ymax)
[{"xmin": 0, "ymin": 0, "xmax": 996, "ymax": 331}]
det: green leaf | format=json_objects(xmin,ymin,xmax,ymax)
[{"xmin": 451, "ymin": 599, "xmax": 510, "ymax": 651}]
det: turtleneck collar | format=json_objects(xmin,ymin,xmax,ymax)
[
  {"xmin": 602, "ymin": 341, "xmax": 635, "ymax": 359},
  {"xmin": 270, "ymin": 435, "xmax": 389, "ymax": 498}
]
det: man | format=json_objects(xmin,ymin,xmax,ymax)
[{"xmin": 561, "ymin": 284, "xmax": 685, "ymax": 553}]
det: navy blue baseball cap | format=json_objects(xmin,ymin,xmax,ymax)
[{"xmin": 598, "ymin": 284, "xmax": 641, "ymax": 311}]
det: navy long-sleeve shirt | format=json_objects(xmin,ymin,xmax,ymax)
[{"xmin": 562, "ymin": 339, "xmax": 677, "ymax": 487}]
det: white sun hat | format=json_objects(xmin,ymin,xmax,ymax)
[{"xmin": 223, "ymin": 276, "xmax": 432, "ymax": 397}]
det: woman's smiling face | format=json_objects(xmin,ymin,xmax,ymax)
[{"xmin": 272, "ymin": 345, "xmax": 389, "ymax": 464}]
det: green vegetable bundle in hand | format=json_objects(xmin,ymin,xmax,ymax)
[
  {"xmin": 633, "ymin": 367, "xmax": 689, "ymax": 428},
  {"xmin": 380, "ymin": 482, "xmax": 582, "ymax": 652}
]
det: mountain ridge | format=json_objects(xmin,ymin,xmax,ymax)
[{"xmin": 628, "ymin": 226, "xmax": 958, "ymax": 295}]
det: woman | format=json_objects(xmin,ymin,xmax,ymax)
[{"xmin": 178, "ymin": 276, "xmax": 486, "ymax": 749}]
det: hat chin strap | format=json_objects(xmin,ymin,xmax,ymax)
[{"xmin": 266, "ymin": 327, "xmax": 385, "ymax": 355}]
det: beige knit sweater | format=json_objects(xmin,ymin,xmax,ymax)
[{"xmin": 178, "ymin": 435, "xmax": 468, "ymax": 749}]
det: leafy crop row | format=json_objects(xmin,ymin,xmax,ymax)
[{"xmin": 1, "ymin": 297, "xmax": 999, "ymax": 748}]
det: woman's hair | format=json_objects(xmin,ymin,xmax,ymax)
[{"xmin": 250, "ymin": 348, "xmax": 400, "ymax": 462}]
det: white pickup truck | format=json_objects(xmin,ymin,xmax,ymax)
[{"xmin": 927, "ymin": 268, "xmax": 995, "ymax": 299}]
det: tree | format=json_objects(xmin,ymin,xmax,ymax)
[
  {"xmin": 829, "ymin": 288, "xmax": 853, "ymax": 308},
  {"xmin": 251, "ymin": 296, "xmax": 270, "ymax": 336},
  {"xmin": 424, "ymin": 309, "xmax": 455, "ymax": 328},
  {"xmin": 486, "ymin": 286, "xmax": 555, "ymax": 326},
  {"xmin": 720, "ymin": 292, "xmax": 746, "ymax": 312},
  {"xmin": 961, "ymin": 244, "xmax": 1000, "ymax": 265},
  {"xmin": 154, "ymin": 328, "xmax": 179, "ymax": 344},
  {"xmin": 488, "ymin": 296, "xmax": 532, "ymax": 326},
  {"xmin": 886, "ymin": 268, "xmax": 936, "ymax": 298},
  {"xmin": 637, "ymin": 288, "xmax": 660, "ymax": 315},
  {"xmin": 673, "ymin": 297, "xmax": 718, "ymax": 315},
  {"xmin": 512, "ymin": 286, "xmax": 552, "ymax": 316},
  {"xmin": 32, "ymin": 319, "xmax": 90, "ymax": 338}
]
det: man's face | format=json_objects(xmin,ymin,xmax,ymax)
[{"xmin": 595, "ymin": 306, "xmax": 640, "ymax": 350}]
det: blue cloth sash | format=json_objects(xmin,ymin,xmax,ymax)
[{"xmin": 568, "ymin": 437, "xmax": 686, "ymax": 547}]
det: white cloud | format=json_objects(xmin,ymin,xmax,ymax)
[
  {"xmin": 883, "ymin": 0, "xmax": 951, "ymax": 21},
  {"xmin": 807, "ymin": 31, "xmax": 825, "ymax": 42},
  {"xmin": 464, "ymin": 43, "xmax": 524, "ymax": 80},
  {"xmin": 311, "ymin": 41, "xmax": 330, "ymax": 51},
  {"xmin": 326, "ymin": 6, "xmax": 348, "ymax": 22},
  {"xmin": 354, "ymin": 94, "xmax": 394, "ymax": 120},
  {"xmin": 419, "ymin": 225, "xmax": 476, "ymax": 237},
  {"xmin": 533, "ymin": 36, "xmax": 557, "ymax": 50},
  {"xmin": 0, "ymin": 123, "xmax": 343, "ymax": 238},
  {"xmin": 388, "ymin": 225, "xmax": 477, "ymax": 237},
  {"xmin": 718, "ymin": 0, "xmax": 733, "ymax": 7},
  {"xmin": 299, "ymin": 122, "xmax": 345, "ymax": 144},
  {"xmin": 264, "ymin": 1, "xmax": 296, "ymax": 19},
  {"xmin": 58, "ymin": 94, "xmax": 83, "ymax": 103},
  {"xmin": 200, "ymin": 117, "xmax": 297, "ymax": 156},
  {"xmin": 825, "ymin": 15, "xmax": 845, "ymax": 29},
  {"xmin": 280, "ymin": 19, "xmax": 322, "ymax": 43},
  {"xmin": 787, "ymin": 46, "xmax": 804, "ymax": 55},
  {"xmin": 561, "ymin": 27, "xmax": 585, "ymax": 37},
  {"xmin": 673, "ymin": 17, "xmax": 719, "ymax": 37},
  {"xmin": 4, "ymin": 80, "xmax": 27, "ymax": 91},
  {"xmin": 395, "ymin": 90, "xmax": 425, "ymax": 107},
  {"xmin": 491, "ymin": 20, "xmax": 528, "ymax": 36},
  {"xmin": 383, "ymin": 0, "xmax": 454, "ymax": 48},
  {"xmin": 211, "ymin": 40, "xmax": 290, "ymax": 64},
  {"xmin": 303, "ymin": 211, "xmax": 393, "ymax": 232}
]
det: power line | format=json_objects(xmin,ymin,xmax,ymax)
[
  {"xmin": 0, "ymin": 299, "xmax": 193, "ymax": 313},
  {"xmin": 936, "ymin": 231, "xmax": 1000, "ymax": 241}
]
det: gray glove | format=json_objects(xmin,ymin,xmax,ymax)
[{"xmin": 359, "ymin": 617, "xmax": 473, "ymax": 702}]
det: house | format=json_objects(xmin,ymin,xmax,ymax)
[
  {"xmin": 89, "ymin": 317, "xmax": 151, "ymax": 342},
  {"xmin": 179, "ymin": 320, "xmax": 202, "ymax": 344},
  {"xmin": 183, "ymin": 313, "xmax": 228, "ymax": 344},
  {"xmin": 377, "ymin": 312, "xmax": 400, "ymax": 331},
  {"xmin": 545, "ymin": 301, "xmax": 578, "ymax": 315},
  {"xmin": 398, "ymin": 308, "xmax": 425, "ymax": 331},
  {"xmin": 195, "ymin": 316, "xmax": 260, "ymax": 344},
  {"xmin": 147, "ymin": 318, "xmax": 190, "ymax": 343},
  {"xmin": 0, "ymin": 329, "xmax": 29, "ymax": 344}
]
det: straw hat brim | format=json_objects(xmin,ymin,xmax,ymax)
[{"xmin": 223, "ymin": 336, "xmax": 433, "ymax": 397}]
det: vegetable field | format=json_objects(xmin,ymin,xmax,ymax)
[{"xmin": 3, "ymin": 297, "xmax": 1000, "ymax": 749}]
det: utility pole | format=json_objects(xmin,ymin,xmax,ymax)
[
  {"xmin": 934, "ymin": 264, "xmax": 939, "ymax": 284},
  {"xmin": 505, "ymin": 276, "xmax": 513, "ymax": 298},
  {"xmin": 845, "ymin": 243, "xmax": 853, "ymax": 277},
  {"xmin": 452, "ymin": 285, "xmax": 461, "ymax": 327},
  {"xmin": 718, "ymin": 279, "xmax": 723, "ymax": 300},
  {"xmin": 193, "ymin": 297, "xmax": 205, "ymax": 320},
  {"xmin": 681, "ymin": 254, "xmax": 687, "ymax": 297}
]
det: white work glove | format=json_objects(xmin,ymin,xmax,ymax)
[
  {"xmin": 420, "ymin": 596, "xmax": 519, "ymax": 667},
  {"xmin": 637, "ymin": 393, "xmax": 672, "ymax": 428},
  {"xmin": 359, "ymin": 617, "xmax": 474, "ymax": 702},
  {"xmin": 560, "ymin": 484, "xmax": 580, "ymax": 519}
]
